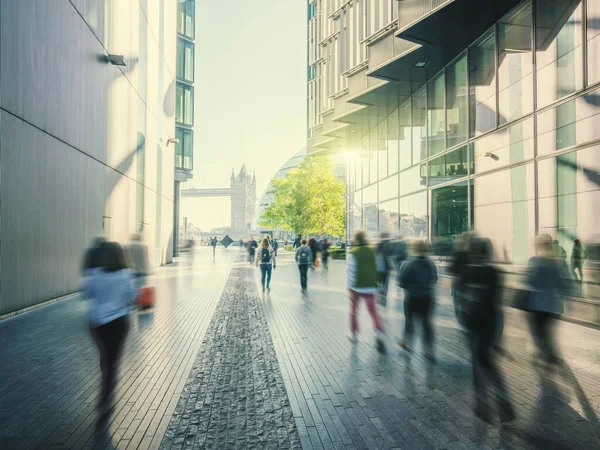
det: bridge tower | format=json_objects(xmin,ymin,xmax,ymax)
[{"xmin": 230, "ymin": 164, "xmax": 256, "ymax": 233}]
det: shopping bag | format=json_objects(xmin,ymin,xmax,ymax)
[
  {"xmin": 137, "ymin": 286, "xmax": 156, "ymax": 309},
  {"xmin": 314, "ymin": 259, "xmax": 320, "ymax": 268}
]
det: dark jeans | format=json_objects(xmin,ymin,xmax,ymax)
[
  {"xmin": 528, "ymin": 311, "xmax": 560, "ymax": 362},
  {"xmin": 260, "ymin": 264, "xmax": 272, "ymax": 289},
  {"xmin": 90, "ymin": 316, "xmax": 130, "ymax": 405},
  {"xmin": 471, "ymin": 325, "xmax": 511, "ymax": 409},
  {"xmin": 322, "ymin": 254, "xmax": 329, "ymax": 269},
  {"xmin": 298, "ymin": 264, "xmax": 309, "ymax": 290},
  {"xmin": 378, "ymin": 271, "xmax": 390, "ymax": 305},
  {"xmin": 404, "ymin": 295, "xmax": 434, "ymax": 352},
  {"xmin": 248, "ymin": 250, "xmax": 255, "ymax": 263}
]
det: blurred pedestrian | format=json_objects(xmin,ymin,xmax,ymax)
[
  {"xmin": 518, "ymin": 234, "xmax": 569, "ymax": 366},
  {"xmin": 82, "ymin": 237, "xmax": 106, "ymax": 273},
  {"xmin": 398, "ymin": 240, "xmax": 438, "ymax": 360},
  {"xmin": 392, "ymin": 235, "xmax": 408, "ymax": 296},
  {"xmin": 571, "ymin": 239, "xmax": 586, "ymax": 283},
  {"xmin": 308, "ymin": 237, "xmax": 319, "ymax": 269},
  {"xmin": 321, "ymin": 238, "xmax": 331, "ymax": 271},
  {"xmin": 248, "ymin": 236, "xmax": 258, "ymax": 264},
  {"xmin": 125, "ymin": 234, "xmax": 150, "ymax": 291},
  {"xmin": 347, "ymin": 231, "xmax": 385, "ymax": 353},
  {"xmin": 376, "ymin": 232, "xmax": 394, "ymax": 306},
  {"xmin": 83, "ymin": 242, "xmax": 135, "ymax": 411},
  {"xmin": 211, "ymin": 236, "xmax": 218, "ymax": 256},
  {"xmin": 553, "ymin": 239, "xmax": 567, "ymax": 260},
  {"xmin": 272, "ymin": 239, "xmax": 279, "ymax": 257},
  {"xmin": 256, "ymin": 238, "xmax": 276, "ymax": 293},
  {"xmin": 295, "ymin": 239, "xmax": 313, "ymax": 294},
  {"xmin": 450, "ymin": 232, "xmax": 474, "ymax": 328},
  {"xmin": 293, "ymin": 234, "xmax": 302, "ymax": 250},
  {"xmin": 463, "ymin": 238, "xmax": 515, "ymax": 423}
]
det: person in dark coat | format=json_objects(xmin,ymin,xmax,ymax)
[
  {"xmin": 398, "ymin": 241, "xmax": 438, "ymax": 360},
  {"xmin": 463, "ymin": 238, "xmax": 515, "ymax": 423},
  {"xmin": 308, "ymin": 237, "xmax": 319, "ymax": 268},
  {"xmin": 293, "ymin": 234, "xmax": 302, "ymax": 250},
  {"xmin": 321, "ymin": 238, "xmax": 331, "ymax": 270},
  {"xmin": 376, "ymin": 232, "xmax": 394, "ymax": 306},
  {"xmin": 449, "ymin": 232, "xmax": 474, "ymax": 328}
]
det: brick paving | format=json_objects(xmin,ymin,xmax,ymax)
[
  {"xmin": 0, "ymin": 247, "xmax": 237, "ymax": 450},
  {"xmin": 158, "ymin": 254, "xmax": 300, "ymax": 450},
  {"xmin": 261, "ymin": 252, "xmax": 600, "ymax": 450}
]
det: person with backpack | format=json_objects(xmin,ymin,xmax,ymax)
[
  {"xmin": 463, "ymin": 238, "xmax": 515, "ymax": 423},
  {"xmin": 248, "ymin": 236, "xmax": 258, "ymax": 264},
  {"xmin": 347, "ymin": 231, "xmax": 386, "ymax": 353},
  {"xmin": 255, "ymin": 238, "xmax": 276, "ymax": 293},
  {"xmin": 376, "ymin": 232, "xmax": 394, "ymax": 306},
  {"xmin": 295, "ymin": 239, "xmax": 313, "ymax": 294}
]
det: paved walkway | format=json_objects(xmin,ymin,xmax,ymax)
[{"xmin": 1, "ymin": 247, "xmax": 600, "ymax": 449}]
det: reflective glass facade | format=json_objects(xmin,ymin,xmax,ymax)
[
  {"xmin": 175, "ymin": 2, "xmax": 194, "ymax": 174},
  {"xmin": 340, "ymin": 0, "xmax": 600, "ymax": 283}
]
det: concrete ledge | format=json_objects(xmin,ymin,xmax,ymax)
[{"xmin": 0, "ymin": 292, "xmax": 80, "ymax": 322}]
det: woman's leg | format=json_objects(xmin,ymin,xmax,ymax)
[
  {"xmin": 364, "ymin": 293, "xmax": 382, "ymax": 332},
  {"xmin": 266, "ymin": 264, "xmax": 272, "ymax": 289},
  {"xmin": 260, "ymin": 265, "xmax": 267, "ymax": 289}
]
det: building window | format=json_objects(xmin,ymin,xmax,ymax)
[
  {"xmin": 469, "ymin": 28, "xmax": 497, "ymax": 137},
  {"xmin": 308, "ymin": 3, "xmax": 316, "ymax": 20},
  {"xmin": 535, "ymin": 0, "xmax": 583, "ymax": 108},
  {"xmin": 177, "ymin": 38, "xmax": 194, "ymax": 82},
  {"xmin": 431, "ymin": 183, "xmax": 470, "ymax": 249},
  {"xmin": 308, "ymin": 65, "xmax": 316, "ymax": 81},
  {"xmin": 446, "ymin": 54, "xmax": 468, "ymax": 148},
  {"xmin": 175, "ymin": 128, "xmax": 193, "ymax": 171},
  {"xmin": 176, "ymin": 83, "xmax": 194, "ymax": 126},
  {"xmin": 428, "ymin": 145, "xmax": 469, "ymax": 186},
  {"xmin": 587, "ymin": 0, "xmax": 600, "ymax": 86},
  {"xmin": 177, "ymin": 0, "xmax": 195, "ymax": 39},
  {"xmin": 498, "ymin": 1, "xmax": 533, "ymax": 125},
  {"xmin": 427, "ymin": 72, "xmax": 446, "ymax": 156}
]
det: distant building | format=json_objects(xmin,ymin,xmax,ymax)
[{"xmin": 230, "ymin": 165, "xmax": 257, "ymax": 233}]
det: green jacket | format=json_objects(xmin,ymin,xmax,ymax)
[{"xmin": 349, "ymin": 245, "xmax": 378, "ymax": 288}]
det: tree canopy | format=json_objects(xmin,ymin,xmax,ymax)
[{"xmin": 259, "ymin": 156, "xmax": 345, "ymax": 236}]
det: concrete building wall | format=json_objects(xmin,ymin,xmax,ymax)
[{"xmin": 0, "ymin": 0, "xmax": 177, "ymax": 315}]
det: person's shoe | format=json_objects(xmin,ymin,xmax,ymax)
[
  {"xmin": 398, "ymin": 339, "xmax": 411, "ymax": 352},
  {"xmin": 376, "ymin": 337, "xmax": 386, "ymax": 354},
  {"xmin": 348, "ymin": 333, "xmax": 358, "ymax": 344},
  {"xmin": 499, "ymin": 401, "xmax": 516, "ymax": 423},
  {"xmin": 267, "ymin": 286, "xmax": 271, "ymax": 293}
]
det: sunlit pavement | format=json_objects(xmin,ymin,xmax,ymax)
[
  {"xmin": 1, "ymin": 247, "xmax": 599, "ymax": 449},
  {"xmin": 259, "ymin": 251, "xmax": 600, "ymax": 450}
]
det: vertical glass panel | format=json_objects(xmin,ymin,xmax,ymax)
[
  {"xmin": 399, "ymin": 164, "xmax": 427, "ymax": 196},
  {"xmin": 362, "ymin": 152, "xmax": 369, "ymax": 187},
  {"xmin": 469, "ymin": 29, "xmax": 497, "ymax": 136},
  {"xmin": 428, "ymin": 146, "xmax": 468, "ymax": 186},
  {"xmin": 378, "ymin": 116, "xmax": 388, "ymax": 180},
  {"xmin": 431, "ymin": 182, "xmax": 470, "ymax": 253},
  {"xmin": 473, "ymin": 164, "xmax": 535, "ymax": 264},
  {"xmin": 176, "ymin": 39, "xmax": 185, "ymax": 80},
  {"xmin": 184, "ymin": 42, "xmax": 194, "ymax": 82},
  {"xmin": 472, "ymin": 118, "xmax": 534, "ymax": 173},
  {"xmin": 536, "ymin": 86, "xmax": 600, "ymax": 155},
  {"xmin": 356, "ymin": 156, "xmax": 363, "ymax": 188},
  {"xmin": 362, "ymin": 184, "xmax": 378, "ymax": 235},
  {"xmin": 498, "ymin": 1, "xmax": 533, "ymax": 125},
  {"xmin": 379, "ymin": 199, "xmax": 399, "ymax": 233},
  {"xmin": 428, "ymin": 73, "xmax": 446, "ymax": 156},
  {"xmin": 183, "ymin": 129, "xmax": 193, "ymax": 170},
  {"xmin": 399, "ymin": 192, "xmax": 428, "ymax": 239},
  {"xmin": 536, "ymin": 0, "xmax": 583, "ymax": 108},
  {"xmin": 175, "ymin": 128, "xmax": 183, "ymax": 169},
  {"xmin": 587, "ymin": 0, "xmax": 600, "ymax": 86},
  {"xmin": 186, "ymin": 1, "xmax": 195, "ymax": 39},
  {"xmin": 399, "ymin": 98, "xmax": 412, "ymax": 170},
  {"xmin": 387, "ymin": 108, "xmax": 399, "ymax": 175},
  {"xmin": 412, "ymin": 87, "xmax": 427, "ymax": 164},
  {"xmin": 379, "ymin": 174, "xmax": 398, "ymax": 202},
  {"xmin": 538, "ymin": 146, "xmax": 600, "ymax": 296},
  {"xmin": 175, "ymin": 84, "xmax": 184, "ymax": 123},
  {"xmin": 184, "ymin": 86, "xmax": 194, "ymax": 125},
  {"xmin": 370, "ymin": 151, "xmax": 378, "ymax": 184},
  {"xmin": 446, "ymin": 54, "xmax": 468, "ymax": 148}
]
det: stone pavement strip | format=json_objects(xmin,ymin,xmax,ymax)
[{"xmin": 159, "ymin": 253, "xmax": 301, "ymax": 450}]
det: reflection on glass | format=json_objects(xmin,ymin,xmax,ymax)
[
  {"xmin": 431, "ymin": 183, "xmax": 470, "ymax": 252},
  {"xmin": 387, "ymin": 108, "xmax": 399, "ymax": 175},
  {"xmin": 498, "ymin": 1, "xmax": 533, "ymax": 125},
  {"xmin": 379, "ymin": 175, "xmax": 398, "ymax": 202},
  {"xmin": 413, "ymin": 87, "xmax": 427, "ymax": 163},
  {"xmin": 177, "ymin": 38, "xmax": 195, "ymax": 83},
  {"xmin": 175, "ymin": 128, "xmax": 183, "ymax": 169},
  {"xmin": 537, "ymin": 86, "xmax": 600, "ymax": 155},
  {"xmin": 379, "ymin": 199, "xmax": 399, "ymax": 233},
  {"xmin": 446, "ymin": 54, "xmax": 468, "ymax": 148},
  {"xmin": 469, "ymin": 28, "xmax": 497, "ymax": 136},
  {"xmin": 378, "ymin": 117, "xmax": 388, "ymax": 180},
  {"xmin": 362, "ymin": 151, "xmax": 369, "ymax": 186},
  {"xmin": 399, "ymin": 164, "xmax": 427, "ymax": 196},
  {"xmin": 356, "ymin": 156, "xmax": 362, "ymax": 188},
  {"xmin": 536, "ymin": 0, "xmax": 583, "ymax": 108},
  {"xmin": 399, "ymin": 192, "xmax": 428, "ymax": 239},
  {"xmin": 399, "ymin": 98, "xmax": 412, "ymax": 170},
  {"xmin": 428, "ymin": 73, "xmax": 446, "ymax": 156},
  {"xmin": 363, "ymin": 184, "xmax": 378, "ymax": 233},
  {"xmin": 428, "ymin": 146, "xmax": 468, "ymax": 186},
  {"xmin": 183, "ymin": 129, "xmax": 193, "ymax": 170},
  {"xmin": 176, "ymin": 83, "xmax": 194, "ymax": 126},
  {"xmin": 473, "ymin": 163, "xmax": 535, "ymax": 264},
  {"xmin": 177, "ymin": 1, "xmax": 195, "ymax": 39},
  {"xmin": 589, "ymin": 0, "xmax": 600, "ymax": 85},
  {"xmin": 472, "ymin": 118, "xmax": 534, "ymax": 173}
]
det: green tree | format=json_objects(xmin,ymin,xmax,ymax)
[{"xmin": 260, "ymin": 156, "xmax": 345, "ymax": 236}]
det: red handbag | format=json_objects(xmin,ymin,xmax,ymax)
[{"xmin": 137, "ymin": 286, "xmax": 156, "ymax": 309}]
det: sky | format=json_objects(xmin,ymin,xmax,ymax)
[{"xmin": 180, "ymin": 0, "xmax": 307, "ymax": 231}]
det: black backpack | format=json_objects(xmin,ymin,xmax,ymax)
[
  {"xmin": 260, "ymin": 248, "xmax": 271, "ymax": 264},
  {"xmin": 298, "ymin": 248, "xmax": 309, "ymax": 264}
]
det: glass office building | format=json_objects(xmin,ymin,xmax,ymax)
[{"xmin": 308, "ymin": 0, "xmax": 600, "ymax": 280}]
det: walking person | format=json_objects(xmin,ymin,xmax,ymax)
[
  {"xmin": 571, "ymin": 239, "xmax": 586, "ymax": 283},
  {"xmin": 398, "ymin": 240, "xmax": 438, "ymax": 361},
  {"xmin": 376, "ymin": 232, "xmax": 394, "ymax": 306},
  {"xmin": 248, "ymin": 236, "xmax": 258, "ymax": 264},
  {"xmin": 83, "ymin": 242, "xmax": 135, "ymax": 411},
  {"xmin": 256, "ymin": 238, "xmax": 276, "ymax": 293},
  {"xmin": 449, "ymin": 232, "xmax": 473, "ymax": 328},
  {"xmin": 272, "ymin": 239, "xmax": 279, "ymax": 257},
  {"xmin": 347, "ymin": 231, "xmax": 386, "ymax": 352},
  {"xmin": 519, "ymin": 234, "xmax": 569, "ymax": 367},
  {"xmin": 463, "ymin": 238, "xmax": 515, "ymax": 423},
  {"xmin": 82, "ymin": 237, "xmax": 106, "ymax": 273},
  {"xmin": 321, "ymin": 238, "xmax": 331, "ymax": 271},
  {"xmin": 125, "ymin": 234, "xmax": 150, "ymax": 291},
  {"xmin": 308, "ymin": 237, "xmax": 319, "ymax": 269},
  {"xmin": 295, "ymin": 239, "xmax": 313, "ymax": 294},
  {"xmin": 293, "ymin": 234, "xmax": 302, "ymax": 250},
  {"xmin": 211, "ymin": 236, "xmax": 218, "ymax": 256},
  {"xmin": 392, "ymin": 236, "xmax": 408, "ymax": 299}
]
